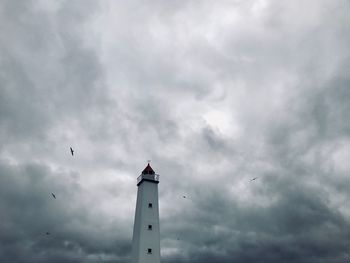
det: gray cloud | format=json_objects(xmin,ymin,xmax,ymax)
[
  {"xmin": 1, "ymin": 0, "xmax": 350, "ymax": 262},
  {"xmin": 0, "ymin": 160, "xmax": 131, "ymax": 262}
]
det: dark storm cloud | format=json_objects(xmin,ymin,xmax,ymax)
[
  {"xmin": 161, "ymin": 168, "xmax": 350, "ymax": 263},
  {"xmin": 0, "ymin": 161, "xmax": 130, "ymax": 263},
  {"xmin": 1, "ymin": 0, "xmax": 350, "ymax": 262}
]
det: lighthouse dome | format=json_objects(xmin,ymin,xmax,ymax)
[{"xmin": 142, "ymin": 163, "xmax": 155, "ymax": 175}]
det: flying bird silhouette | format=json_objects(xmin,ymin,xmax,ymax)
[
  {"xmin": 46, "ymin": 232, "xmax": 50, "ymax": 235},
  {"xmin": 51, "ymin": 193, "xmax": 56, "ymax": 199},
  {"xmin": 182, "ymin": 195, "xmax": 187, "ymax": 199},
  {"xmin": 250, "ymin": 177, "xmax": 258, "ymax": 181},
  {"xmin": 70, "ymin": 147, "xmax": 74, "ymax": 156}
]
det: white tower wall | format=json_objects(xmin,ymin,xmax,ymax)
[{"xmin": 131, "ymin": 165, "xmax": 160, "ymax": 263}]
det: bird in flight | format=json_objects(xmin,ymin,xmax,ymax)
[
  {"xmin": 46, "ymin": 232, "xmax": 50, "ymax": 235},
  {"xmin": 250, "ymin": 177, "xmax": 258, "ymax": 182},
  {"xmin": 51, "ymin": 193, "xmax": 56, "ymax": 199},
  {"xmin": 182, "ymin": 195, "xmax": 187, "ymax": 199},
  {"xmin": 70, "ymin": 147, "xmax": 74, "ymax": 156}
]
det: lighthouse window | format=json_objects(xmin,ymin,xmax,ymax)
[
  {"xmin": 148, "ymin": 224, "xmax": 152, "ymax": 230},
  {"xmin": 147, "ymin": 248, "xmax": 152, "ymax": 254},
  {"xmin": 148, "ymin": 203, "xmax": 153, "ymax": 208}
]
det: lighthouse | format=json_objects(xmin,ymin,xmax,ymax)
[{"xmin": 131, "ymin": 163, "xmax": 161, "ymax": 263}]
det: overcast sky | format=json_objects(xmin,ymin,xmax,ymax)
[{"xmin": 1, "ymin": 0, "xmax": 350, "ymax": 262}]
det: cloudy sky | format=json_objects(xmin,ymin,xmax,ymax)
[{"xmin": 1, "ymin": 0, "xmax": 350, "ymax": 262}]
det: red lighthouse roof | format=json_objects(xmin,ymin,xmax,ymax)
[{"xmin": 142, "ymin": 163, "xmax": 155, "ymax": 175}]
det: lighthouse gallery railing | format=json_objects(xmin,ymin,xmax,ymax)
[{"xmin": 137, "ymin": 174, "xmax": 160, "ymax": 184}]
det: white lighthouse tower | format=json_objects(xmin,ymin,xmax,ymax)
[{"xmin": 131, "ymin": 163, "xmax": 161, "ymax": 263}]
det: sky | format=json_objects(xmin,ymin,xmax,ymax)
[{"xmin": 1, "ymin": 0, "xmax": 350, "ymax": 262}]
